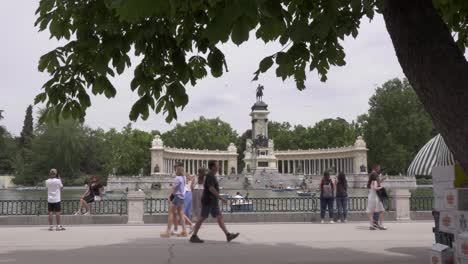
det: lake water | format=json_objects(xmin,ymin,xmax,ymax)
[{"xmin": 0, "ymin": 188, "xmax": 372, "ymax": 200}]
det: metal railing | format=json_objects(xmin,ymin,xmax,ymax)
[
  {"xmin": 410, "ymin": 196, "xmax": 433, "ymax": 211},
  {"xmin": 145, "ymin": 196, "xmax": 394, "ymax": 215},
  {"xmin": 0, "ymin": 199, "xmax": 127, "ymax": 216},
  {"xmin": 1, "ymin": 195, "xmax": 420, "ymax": 216}
]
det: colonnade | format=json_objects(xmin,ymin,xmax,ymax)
[
  {"xmin": 163, "ymin": 158, "xmax": 230, "ymax": 175},
  {"xmin": 277, "ymin": 157, "xmax": 355, "ymax": 175}
]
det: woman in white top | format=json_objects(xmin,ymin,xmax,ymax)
[
  {"xmin": 366, "ymin": 172, "xmax": 387, "ymax": 230},
  {"xmin": 191, "ymin": 168, "xmax": 206, "ymax": 222}
]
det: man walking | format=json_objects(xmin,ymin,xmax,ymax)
[
  {"xmin": 190, "ymin": 160, "xmax": 239, "ymax": 243},
  {"xmin": 46, "ymin": 168, "xmax": 65, "ymax": 231}
]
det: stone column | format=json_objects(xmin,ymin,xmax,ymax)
[
  {"xmin": 344, "ymin": 158, "xmax": 348, "ymax": 174},
  {"xmin": 127, "ymin": 190, "xmax": 146, "ymax": 224},
  {"xmin": 393, "ymin": 189, "xmax": 411, "ymax": 221}
]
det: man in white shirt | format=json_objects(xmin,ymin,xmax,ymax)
[{"xmin": 45, "ymin": 168, "xmax": 65, "ymax": 231}]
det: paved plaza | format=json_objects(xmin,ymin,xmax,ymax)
[{"xmin": 0, "ymin": 222, "xmax": 433, "ymax": 264}]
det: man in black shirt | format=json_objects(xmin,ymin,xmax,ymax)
[{"xmin": 190, "ymin": 160, "xmax": 239, "ymax": 243}]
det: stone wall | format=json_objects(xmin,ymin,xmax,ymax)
[
  {"xmin": 107, "ymin": 174, "xmax": 416, "ymax": 191},
  {"xmin": 107, "ymin": 175, "xmax": 175, "ymax": 191}
]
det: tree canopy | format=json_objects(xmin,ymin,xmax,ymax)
[
  {"xmin": 161, "ymin": 117, "xmax": 238, "ymax": 150},
  {"xmin": 35, "ymin": 0, "xmax": 468, "ymax": 171},
  {"xmin": 0, "ymin": 110, "xmax": 17, "ymax": 175},
  {"xmin": 268, "ymin": 119, "xmax": 357, "ymax": 150},
  {"xmin": 358, "ymin": 78, "xmax": 435, "ymax": 174}
]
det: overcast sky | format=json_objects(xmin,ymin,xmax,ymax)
[{"xmin": 0, "ymin": 2, "xmax": 405, "ymax": 136}]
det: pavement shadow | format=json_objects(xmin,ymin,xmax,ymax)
[
  {"xmin": 1, "ymin": 237, "xmax": 428, "ymax": 264},
  {"xmin": 386, "ymin": 247, "xmax": 429, "ymax": 258}
]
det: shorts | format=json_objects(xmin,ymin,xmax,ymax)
[
  {"xmin": 48, "ymin": 202, "xmax": 61, "ymax": 212},
  {"xmin": 172, "ymin": 196, "xmax": 184, "ymax": 207},
  {"xmin": 83, "ymin": 195, "xmax": 94, "ymax": 203},
  {"xmin": 201, "ymin": 205, "xmax": 221, "ymax": 218}
]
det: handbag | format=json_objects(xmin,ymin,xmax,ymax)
[{"xmin": 376, "ymin": 187, "xmax": 388, "ymax": 202}]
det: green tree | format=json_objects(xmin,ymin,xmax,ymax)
[
  {"xmin": 16, "ymin": 105, "xmax": 35, "ymax": 178},
  {"xmin": 14, "ymin": 117, "xmax": 86, "ymax": 185},
  {"xmin": 19, "ymin": 105, "xmax": 34, "ymax": 149},
  {"xmin": 161, "ymin": 117, "xmax": 238, "ymax": 150},
  {"xmin": 236, "ymin": 129, "xmax": 251, "ymax": 172},
  {"xmin": 359, "ymin": 78, "xmax": 435, "ymax": 174},
  {"xmin": 308, "ymin": 118, "xmax": 357, "ymax": 148},
  {"xmin": 80, "ymin": 128, "xmax": 108, "ymax": 176},
  {"xmin": 0, "ymin": 111, "xmax": 17, "ymax": 174},
  {"xmin": 268, "ymin": 120, "xmax": 355, "ymax": 150},
  {"xmin": 35, "ymin": 0, "xmax": 468, "ymax": 171},
  {"xmin": 268, "ymin": 122, "xmax": 296, "ymax": 150},
  {"xmin": 104, "ymin": 124, "xmax": 153, "ymax": 176}
]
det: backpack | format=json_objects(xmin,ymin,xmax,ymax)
[{"xmin": 322, "ymin": 181, "xmax": 334, "ymax": 198}]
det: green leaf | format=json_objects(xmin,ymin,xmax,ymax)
[
  {"xmin": 78, "ymin": 92, "xmax": 91, "ymax": 108},
  {"xmin": 49, "ymin": 18, "xmax": 64, "ymax": 39},
  {"xmin": 259, "ymin": 56, "xmax": 274, "ymax": 73},
  {"xmin": 92, "ymin": 76, "xmax": 107, "ymax": 95},
  {"xmin": 34, "ymin": 92, "xmax": 47, "ymax": 104},
  {"xmin": 231, "ymin": 16, "xmax": 250, "ymax": 45},
  {"xmin": 207, "ymin": 48, "xmax": 225, "ymax": 77},
  {"xmin": 94, "ymin": 55, "xmax": 109, "ymax": 75}
]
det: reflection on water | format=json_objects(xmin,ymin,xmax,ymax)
[{"xmin": 0, "ymin": 188, "xmax": 371, "ymax": 200}]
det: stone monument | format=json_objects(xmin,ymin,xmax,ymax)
[{"xmin": 243, "ymin": 85, "xmax": 278, "ymax": 176}]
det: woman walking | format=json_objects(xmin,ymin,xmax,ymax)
[
  {"xmin": 335, "ymin": 172, "xmax": 348, "ymax": 223},
  {"xmin": 75, "ymin": 176, "xmax": 104, "ymax": 215},
  {"xmin": 320, "ymin": 171, "xmax": 335, "ymax": 224},
  {"xmin": 192, "ymin": 168, "xmax": 206, "ymax": 222},
  {"xmin": 366, "ymin": 172, "xmax": 387, "ymax": 230},
  {"xmin": 161, "ymin": 162, "xmax": 188, "ymax": 238}
]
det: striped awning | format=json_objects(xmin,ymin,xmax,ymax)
[{"xmin": 407, "ymin": 134, "xmax": 455, "ymax": 176}]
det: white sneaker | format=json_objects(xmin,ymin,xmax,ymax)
[
  {"xmin": 330, "ymin": 220, "xmax": 335, "ymax": 224},
  {"xmin": 337, "ymin": 220, "xmax": 342, "ymax": 223},
  {"xmin": 48, "ymin": 226, "xmax": 54, "ymax": 231},
  {"xmin": 74, "ymin": 211, "xmax": 81, "ymax": 216},
  {"xmin": 84, "ymin": 212, "xmax": 91, "ymax": 216},
  {"xmin": 344, "ymin": 220, "xmax": 348, "ymax": 223},
  {"xmin": 321, "ymin": 220, "xmax": 325, "ymax": 224}
]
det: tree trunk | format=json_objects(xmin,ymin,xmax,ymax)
[{"xmin": 382, "ymin": 0, "xmax": 468, "ymax": 173}]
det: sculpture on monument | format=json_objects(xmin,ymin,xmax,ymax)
[
  {"xmin": 154, "ymin": 164, "xmax": 160, "ymax": 173},
  {"xmin": 253, "ymin": 134, "xmax": 269, "ymax": 148},
  {"xmin": 360, "ymin": 164, "xmax": 367, "ymax": 173},
  {"xmin": 256, "ymin": 84, "xmax": 264, "ymax": 102}
]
